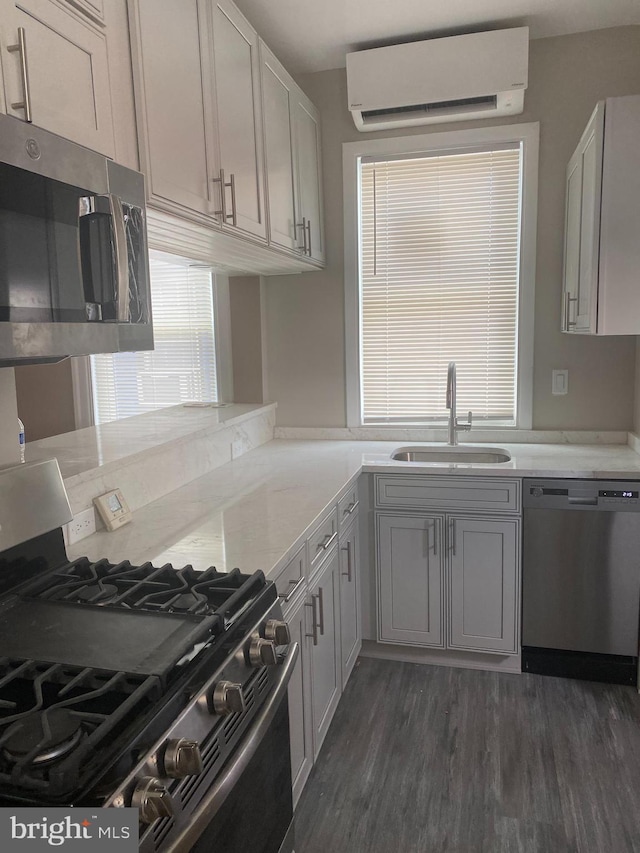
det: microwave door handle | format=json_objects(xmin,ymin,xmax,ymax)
[{"xmin": 108, "ymin": 194, "xmax": 130, "ymax": 322}]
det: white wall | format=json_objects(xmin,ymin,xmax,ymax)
[{"xmin": 265, "ymin": 26, "xmax": 640, "ymax": 430}]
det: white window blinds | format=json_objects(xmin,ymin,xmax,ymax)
[
  {"xmin": 359, "ymin": 145, "xmax": 522, "ymax": 425},
  {"xmin": 91, "ymin": 254, "xmax": 218, "ymax": 424}
]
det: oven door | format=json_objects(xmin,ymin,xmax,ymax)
[{"xmin": 165, "ymin": 643, "xmax": 298, "ymax": 853}]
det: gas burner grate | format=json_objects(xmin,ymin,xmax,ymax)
[
  {"xmin": 23, "ymin": 560, "xmax": 266, "ymax": 626},
  {"xmin": 0, "ymin": 657, "xmax": 162, "ymax": 799}
]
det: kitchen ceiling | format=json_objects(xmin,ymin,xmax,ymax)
[{"xmin": 233, "ymin": 0, "xmax": 640, "ymax": 73}]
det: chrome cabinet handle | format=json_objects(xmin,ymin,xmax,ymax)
[
  {"xmin": 7, "ymin": 28, "xmax": 32, "ymax": 123},
  {"xmin": 212, "ymin": 169, "xmax": 237, "ymax": 225},
  {"xmin": 305, "ymin": 595, "xmax": 319, "ymax": 645},
  {"xmin": 432, "ymin": 520, "xmax": 438, "ymax": 556},
  {"xmin": 344, "ymin": 499, "xmax": 359, "ymax": 517},
  {"xmin": 316, "ymin": 530, "xmax": 337, "ymax": 552},
  {"xmin": 278, "ymin": 576, "xmax": 304, "ymax": 603},
  {"xmin": 317, "ymin": 586, "xmax": 325, "ymax": 635},
  {"xmin": 296, "ymin": 217, "xmax": 307, "ymax": 253},
  {"xmin": 228, "ymin": 172, "xmax": 237, "ymax": 227},
  {"xmin": 305, "ymin": 219, "xmax": 312, "ymax": 256},
  {"xmin": 341, "ymin": 540, "xmax": 352, "ymax": 582},
  {"xmin": 107, "ymin": 194, "xmax": 130, "ymax": 322},
  {"xmin": 450, "ymin": 518, "xmax": 457, "ymax": 556},
  {"xmin": 565, "ymin": 292, "xmax": 578, "ymax": 329},
  {"xmin": 212, "ymin": 168, "xmax": 227, "ymax": 222}
]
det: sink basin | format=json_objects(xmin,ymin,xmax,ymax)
[{"xmin": 391, "ymin": 446, "xmax": 512, "ymax": 464}]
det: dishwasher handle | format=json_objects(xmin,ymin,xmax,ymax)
[{"xmin": 568, "ymin": 497, "xmax": 598, "ymax": 506}]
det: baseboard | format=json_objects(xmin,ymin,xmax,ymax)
[{"xmin": 359, "ymin": 639, "xmax": 521, "ymax": 674}]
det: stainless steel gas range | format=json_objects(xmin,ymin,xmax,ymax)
[{"xmin": 0, "ymin": 460, "xmax": 298, "ymax": 853}]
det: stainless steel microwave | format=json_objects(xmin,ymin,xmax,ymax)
[{"xmin": 0, "ymin": 113, "xmax": 153, "ymax": 366}]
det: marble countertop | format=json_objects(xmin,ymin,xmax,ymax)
[
  {"xmin": 26, "ymin": 403, "xmax": 276, "ymax": 482},
  {"xmin": 68, "ymin": 438, "xmax": 640, "ymax": 578}
]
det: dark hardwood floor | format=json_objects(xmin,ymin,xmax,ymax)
[{"xmin": 294, "ymin": 657, "xmax": 640, "ymax": 853}]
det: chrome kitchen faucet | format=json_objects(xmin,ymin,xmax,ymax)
[{"xmin": 446, "ymin": 362, "xmax": 473, "ymax": 446}]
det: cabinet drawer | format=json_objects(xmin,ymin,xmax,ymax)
[
  {"xmin": 273, "ymin": 544, "xmax": 307, "ymax": 610},
  {"xmin": 308, "ymin": 508, "xmax": 338, "ymax": 575},
  {"xmin": 376, "ymin": 475, "xmax": 520, "ymax": 513},
  {"xmin": 337, "ymin": 482, "xmax": 359, "ymax": 530}
]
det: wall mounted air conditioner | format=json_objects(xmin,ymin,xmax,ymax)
[{"xmin": 346, "ymin": 27, "xmax": 529, "ymax": 132}]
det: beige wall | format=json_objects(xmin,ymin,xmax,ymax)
[
  {"xmin": 14, "ymin": 361, "xmax": 76, "ymax": 442},
  {"xmin": 229, "ymin": 276, "xmax": 265, "ymax": 403},
  {"xmin": 0, "ymin": 369, "xmax": 19, "ymax": 467},
  {"xmin": 265, "ymin": 26, "xmax": 640, "ymax": 429}
]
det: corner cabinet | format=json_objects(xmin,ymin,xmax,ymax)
[
  {"xmin": 561, "ymin": 96, "xmax": 640, "ymax": 335},
  {"xmin": 375, "ymin": 476, "xmax": 521, "ymax": 656},
  {"xmin": 0, "ymin": 0, "xmax": 114, "ymax": 156}
]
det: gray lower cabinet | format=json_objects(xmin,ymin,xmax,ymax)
[
  {"xmin": 377, "ymin": 513, "xmax": 444, "ymax": 647},
  {"xmin": 339, "ymin": 515, "xmax": 362, "ymax": 684},
  {"xmin": 285, "ymin": 591, "xmax": 313, "ymax": 807},
  {"xmin": 307, "ymin": 548, "xmax": 341, "ymax": 759},
  {"xmin": 448, "ymin": 516, "xmax": 520, "ymax": 654},
  {"xmin": 376, "ymin": 508, "xmax": 520, "ymax": 656}
]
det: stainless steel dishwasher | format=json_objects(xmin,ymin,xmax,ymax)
[{"xmin": 522, "ymin": 478, "xmax": 640, "ymax": 685}]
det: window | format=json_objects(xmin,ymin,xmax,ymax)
[
  {"xmin": 91, "ymin": 253, "xmax": 218, "ymax": 424},
  {"xmin": 344, "ymin": 124, "xmax": 539, "ymax": 429}
]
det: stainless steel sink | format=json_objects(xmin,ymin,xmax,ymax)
[{"xmin": 391, "ymin": 446, "xmax": 512, "ymax": 464}]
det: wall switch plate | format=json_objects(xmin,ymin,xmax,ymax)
[
  {"xmin": 65, "ymin": 507, "xmax": 97, "ymax": 545},
  {"xmin": 552, "ymin": 369, "xmax": 569, "ymax": 395}
]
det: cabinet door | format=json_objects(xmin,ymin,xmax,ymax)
[
  {"xmin": 377, "ymin": 514, "xmax": 444, "ymax": 647},
  {"xmin": 339, "ymin": 516, "xmax": 361, "ymax": 687},
  {"xmin": 307, "ymin": 548, "xmax": 341, "ymax": 759},
  {"xmin": 293, "ymin": 89, "xmax": 325, "ymax": 264},
  {"xmin": 562, "ymin": 102, "xmax": 604, "ymax": 334},
  {"xmin": 0, "ymin": 0, "xmax": 114, "ymax": 155},
  {"xmin": 260, "ymin": 41, "xmax": 298, "ymax": 253},
  {"xmin": 129, "ymin": 0, "xmax": 217, "ymax": 219},
  {"xmin": 285, "ymin": 595, "xmax": 313, "ymax": 808},
  {"xmin": 448, "ymin": 516, "xmax": 519, "ymax": 654},
  {"xmin": 210, "ymin": 0, "xmax": 266, "ymax": 241}
]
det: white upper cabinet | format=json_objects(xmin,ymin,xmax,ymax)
[
  {"xmin": 0, "ymin": 0, "xmax": 114, "ymax": 156},
  {"xmin": 293, "ymin": 89, "xmax": 325, "ymax": 264},
  {"xmin": 260, "ymin": 41, "xmax": 298, "ymax": 253},
  {"xmin": 209, "ymin": 0, "xmax": 266, "ymax": 241},
  {"xmin": 562, "ymin": 96, "xmax": 640, "ymax": 335},
  {"xmin": 127, "ymin": 0, "xmax": 325, "ymax": 268},
  {"xmin": 129, "ymin": 0, "xmax": 218, "ymax": 221}
]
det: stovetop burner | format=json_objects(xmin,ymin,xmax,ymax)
[{"xmin": 3, "ymin": 709, "xmax": 84, "ymax": 766}]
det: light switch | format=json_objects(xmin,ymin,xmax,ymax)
[{"xmin": 552, "ymin": 369, "xmax": 568, "ymax": 395}]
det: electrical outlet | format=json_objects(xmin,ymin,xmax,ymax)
[{"xmin": 65, "ymin": 507, "xmax": 97, "ymax": 545}]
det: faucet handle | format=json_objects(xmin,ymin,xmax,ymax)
[{"xmin": 456, "ymin": 411, "xmax": 473, "ymax": 431}]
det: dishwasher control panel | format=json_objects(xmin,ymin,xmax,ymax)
[{"xmin": 524, "ymin": 478, "xmax": 640, "ymax": 510}]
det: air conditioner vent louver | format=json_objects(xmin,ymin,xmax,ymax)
[
  {"xmin": 347, "ymin": 28, "xmax": 529, "ymax": 132},
  {"xmin": 362, "ymin": 95, "xmax": 498, "ymax": 122}
]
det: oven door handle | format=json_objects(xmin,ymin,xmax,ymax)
[{"xmin": 165, "ymin": 641, "xmax": 300, "ymax": 853}]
